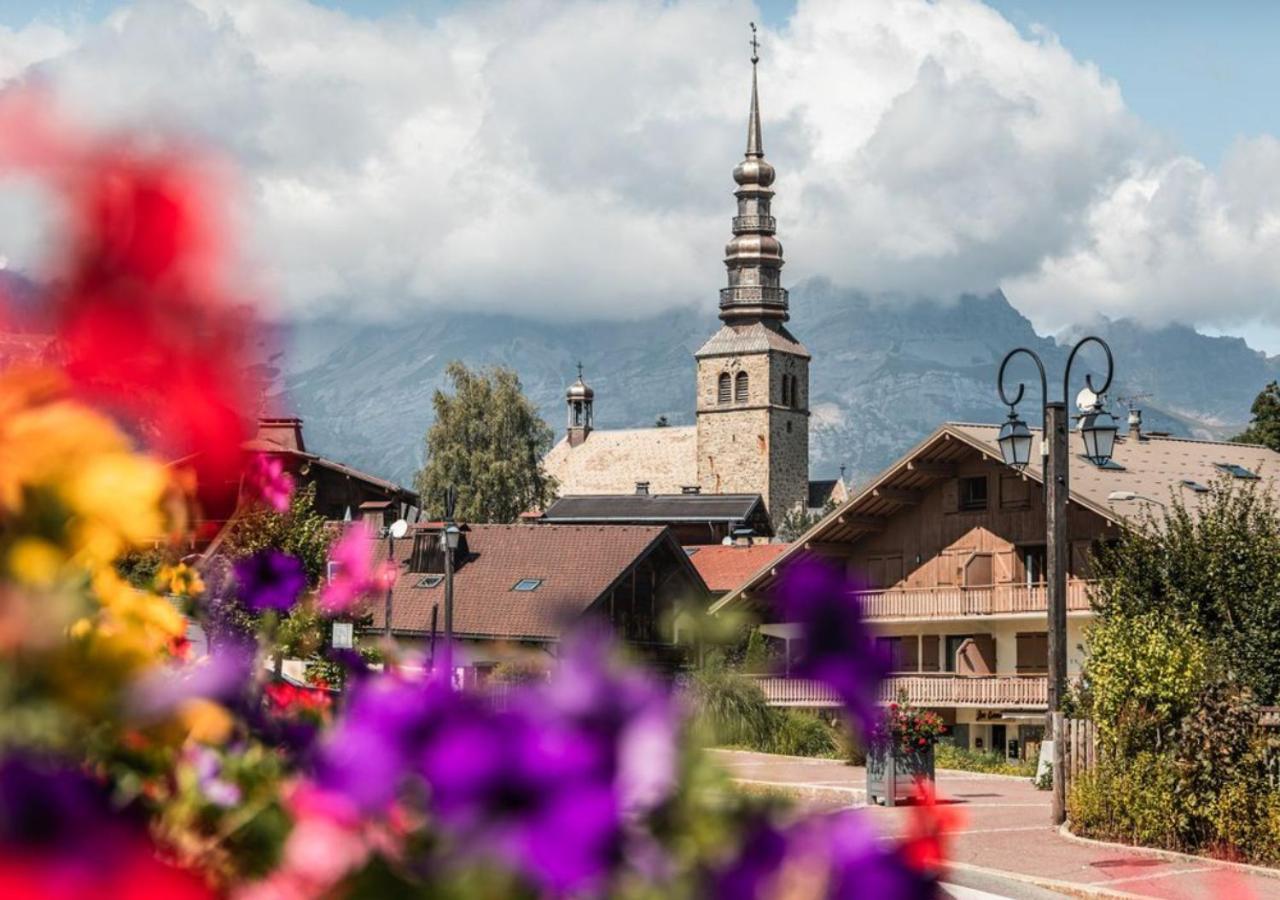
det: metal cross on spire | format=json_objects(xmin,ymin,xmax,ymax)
[
  {"xmin": 749, "ymin": 21, "xmax": 759, "ymax": 65},
  {"xmin": 576, "ymin": 361, "xmax": 584, "ymax": 380}
]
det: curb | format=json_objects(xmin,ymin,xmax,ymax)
[
  {"xmin": 709, "ymin": 748, "xmax": 848, "ymax": 764},
  {"xmin": 944, "ymin": 861, "xmax": 1149, "ymax": 900},
  {"xmin": 731, "ymin": 778, "xmax": 866, "ymax": 807},
  {"xmin": 1058, "ymin": 823, "xmax": 1280, "ymax": 882}
]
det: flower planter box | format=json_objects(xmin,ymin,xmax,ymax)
[{"xmin": 866, "ymin": 744, "xmax": 935, "ymax": 807}]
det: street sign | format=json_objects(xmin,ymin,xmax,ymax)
[{"xmin": 331, "ymin": 622, "xmax": 354, "ymax": 650}]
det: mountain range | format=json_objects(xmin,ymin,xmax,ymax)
[{"xmin": 277, "ymin": 278, "xmax": 1280, "ymax": 490}]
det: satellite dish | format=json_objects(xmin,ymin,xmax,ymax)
[
  {"xmin": 389, "ymin": 519, "xmax": 409, "ymax": 539},
  {"xmin": 1075, "ymin": 387, "xmax": 1098, "ymax": 413}
]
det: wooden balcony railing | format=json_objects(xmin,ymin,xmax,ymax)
[
  {"xmin": 855, "ymin": 581, "xmax": 1094, "ymax": 621},
  {"xmin": 745, "ymin": 674, "xmax": 1048, "ymax": 709}
]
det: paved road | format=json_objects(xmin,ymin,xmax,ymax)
[{"xmin": 715, "ymin": 749, "xmax": 1280, "ymax": 899}]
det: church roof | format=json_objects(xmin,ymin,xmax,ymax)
[
  {"xmin": 694, "ymin": 322, "xmax": 809, "ymax": 359},
  {"xmin": 542, "ymin": 426, "xmax": 697, "ymax": 496}
]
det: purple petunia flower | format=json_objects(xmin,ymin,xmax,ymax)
[
  {"xmin": 312, "ymin": 631, "xmax": 679, "ymax": 894},
  {"xmin": 711, "ymin": 811, "xmax": 934, "ymax": 900},
  {"xmin": 776, "ymin": 559, "xmax": 891, "ymax": 739},
  {"xmin": 233, "ymin": 549, "xmax": 307, "ymax": 613}
]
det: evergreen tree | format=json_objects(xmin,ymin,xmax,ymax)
[
  {"xmin": 1232, "ymin": 380, "xmax": 1280, "ymax": 452},
  {"xmin": 415, "ymin": 361, "xmax": 557, "ymax": 523}
]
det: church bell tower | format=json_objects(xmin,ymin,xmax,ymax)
[{"xmin": 695, "ymin": 24, "xmax": 810, "ymax": 527}]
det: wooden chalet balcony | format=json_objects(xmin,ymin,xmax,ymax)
[
  {"xmin": 856, "ymin": 580, "xmax": 1094, "ymax": 621},
  {"xmin": 746, "ymin": 674, "xmax": 1048, "ymax": 710}
]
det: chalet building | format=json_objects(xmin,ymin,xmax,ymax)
[
  {"xmin": 245, "ymin": 417, "xmax": 418, "ymax": 527},
  {"xmin": 364, "ymin": 523, "xmax": 709, "ymax": 680},
  {"xmin": 541, "ymin": 51, "xmax": 844, "ymax": 530},
  {"xmin": 537, "ymin": 492, "xmax": 773, "ymax": 545},
  {"xmin": 712, "ymin": 422, "xmax": 1280, "ymax": 761}
]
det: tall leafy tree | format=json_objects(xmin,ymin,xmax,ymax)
[
  {"xmin": 415, "ymin": 361, "xmax": 557, "ymax": 522},
  {"xmin": 1232, "ymin": 380, "xmax": 1280, "ymax": 452}
]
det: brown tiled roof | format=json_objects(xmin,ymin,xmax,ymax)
[
  {"xmin": 712, "ymin": 422, "xmax": 1280, "ymax": 614},
  {"xmin": 542, "ymin": 426, "xmax": 698, "ymax": 496},
  {"xmin": 689, "ymin": 543, "xmax": 790, "ymax": 593},
  {"xmin": 365, "ymin": 524, "xmax": 694, "ymax": 640}
]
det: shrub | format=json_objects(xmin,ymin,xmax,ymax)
[
  {"xmin": 687, "ymin": 664, "xmax": 775, "ymax": 749},
  {"xmin": 1068, "ymin": 752, "xmax": 1184, "ymax": 852},
  {"xmin": 769, "ymin": 710, "xmax": 841, "ymax": 758},
  {"xmin": 934, "ymin": 743, "xmax": 1035, "ymax": 778}
]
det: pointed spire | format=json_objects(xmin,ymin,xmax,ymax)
[
  {"xmin": 747, "ymin": 22, "xmax": 763, "ymax": 158},
  {"xmin": 719, "ymin": 23, "xmax": 787, "ymax": 324}
]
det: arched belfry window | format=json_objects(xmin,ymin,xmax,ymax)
[
  {"xmin": 718, "ymin": 372, "xmax": 731, "ymax": 404},
  {"xmin": 789, "ymin": 374, "xmax": 799, "ymax": 409},
  {"xmin": 781, "ymin": 375, "xmax": 791, "ymax": 406},
  {"xmin": 735, "ymin": 371, "xmax": 749, "ymax": 403}
]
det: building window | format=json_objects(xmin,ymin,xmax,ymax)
[
  {"xmin": 1019, "ymin": 545, "xmax": 1047, "ymax": 585},
  {"xmin": 958, "ymin": 476, "xmax": 988, "ymax": 511},
  {"xmin": 781, "ymin": 375, "xmax": 791, "ymax": 406},
  {"xmin": 1016, "ymin": 632, "xmax": 1048, "ymax": 674},
  {"xmin": 789, "ymin": 374, "xmax": 799, "ymax": 409},
  {"xmin": 512, "ymin": 578, "xmax": 543, "ymax": 592},
  {"xmin": 416, "ymin": 575, "xmax": 443, "ymax": 589},
  {"xmin": 717, "ymin": 372, "xmax": 731, "ymax": 404},
  {"xmin": 735, "ymin": 371, "xmax": 749, "ymax": 403}
]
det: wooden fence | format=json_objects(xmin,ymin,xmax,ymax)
[{"xmin": 1059, "ymin": 717, "xmax": 1098, "ymax": 797}]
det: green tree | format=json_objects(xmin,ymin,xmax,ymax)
[
  {"xmin": 1088, "ymin": 477, "xmax": 1280, "ymax": 708},
  {"xmin": 1233, "ymin": 380, "xmax": 1280, "ymax": 452},
  {"xmin": 222, "ymin": 482, "xmax": 333, "ymax": 585},
  {"xmin": 415, "ymin": 361, "xmax": 557, "ymax": 522}
]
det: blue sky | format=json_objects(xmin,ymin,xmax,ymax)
[{"xmin": 5, "ymin": 0, "xmax": 1276, "ymax": 167}]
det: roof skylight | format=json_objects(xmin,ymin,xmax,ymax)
[
  {"xmin": 1180, "ymin": 479, "xmax": 1210, "ymax": 493},
  {"xmin": 1078, "ymin": 455, "xmax": 1126, "ymax": 471},
  {"xmin": 512, "ymin": 578, "xmax": 543, "ymax": 592},
  {"xmin": 1214, "ymin": 462, "xmax": 1260, "ymax": 480},
  {"xmin": 416, "ymin": 575, "xmax": 443, "ymax": 588}
]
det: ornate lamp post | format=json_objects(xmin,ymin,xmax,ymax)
[{"xmin": 996, "ymin": 336, "xmax": 1116, "ymax": 826}]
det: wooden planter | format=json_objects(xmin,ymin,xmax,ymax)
[{"xmin": 866, "ymin": 744, "xmax": 935, "ymax": 807}]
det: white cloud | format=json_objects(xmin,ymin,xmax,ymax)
[{"xmin": 1, "ymin": 0, "xmax": 1279, "ymax": 340}]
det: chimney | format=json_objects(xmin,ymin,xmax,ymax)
[
  {"xmin": 256, "ymin": 416, "xmax": 306, "ymax": 452},
  {"xmin": 635, "ymin": 481, "xmax": 650, "ymax": 495},
  {"xmin": 1128, "ymin": 407, "xmax": 1143, "ymax": 441}
]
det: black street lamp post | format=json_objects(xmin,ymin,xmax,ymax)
[
  {"xmin": 440, "ymin": 486, "xmax": 461, "ymax": 689},
  {"xmin": 996, "ymin": 336, "xmax": 1117, "ymax": 826}
]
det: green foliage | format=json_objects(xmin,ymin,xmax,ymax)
[
  {"xmin": 1233, "ymin": 380, "xmax": 1280, "ymax": 452},
  {"xmin": 1084, "ymin": 611, "xmax": 1209, "ymax": 754},
  {"xmin": 222, "ymin": 483, "xmax": 333, "ymax": 585},
  {"xmin": 489, "ymin": 658, "xmax": 550, "ymax": 685},
  {"xmin": 414, "ymin": 361, "xmax": 557, "ymax": 523},
  {"xmin": 1068, "ymin": 752, "xmax": 1185, "ymax": 852},
  {"xmin": 769, "ymin": 710, "xmax": 841, "ymax": 758},
  {"xmin": 115, "ymin": 546, "xmax": 168, "ymax": 589},
  {"xmin": 775, "ymin": 497, "xmax": 837, "ymax": 542},
  {"xmin": 1089, "ymin": 477, "xmax": 1280, "ymax": 704},
  {"xmin": 741, "ymin": 628, "xmax": 780, "ymax": 674},
  {"xmin": 934, "ymin": 743, "xmax": 1036, "ymax": 778},
  {"xmin": 687, "ymin": 661, "xmax": 842, "ymax": 758}
]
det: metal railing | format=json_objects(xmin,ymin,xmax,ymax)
[
  {"xmin": 720, "ymin": 286, "xmax": 788, "ymax": 306},
  {"xmin": 732, "ymin": 214, "xmax": 776, "ymax": 231},
  {"xmin": 855, "ymin": 580, "xmax": 1094, "ymax": 621}
]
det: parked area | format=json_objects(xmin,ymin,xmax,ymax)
[{"xmin": 714, "ymin": 750, "xmax": 1280, "ymax": 899}]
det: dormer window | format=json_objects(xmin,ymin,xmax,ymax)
[
  {"xmin": 718, "ymin": 372, "xmax": 731, "ymax": 404},
  {"xmin": 735, "ymin": 371, "xmax": 749, "ymax": 403}
]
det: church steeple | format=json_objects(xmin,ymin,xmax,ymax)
[{"xmin": 721, "ymin": 22, "xmax": 788, "ymax": 324}]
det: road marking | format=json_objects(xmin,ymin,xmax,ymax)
[
  {"xmin": 1093, "ymin": 865, "xmax": 1218, "ymax": 887},
  {"xmin": 732, "ymin": 778, "xmax": 864, "ymax": 794},
  {"xmin": 881, "ymin": 826, "xmax": 1050, "ymax": 839},
  {"xmin": 937, "ymin": 882, "xmax": 1011, "ymax": 900}
]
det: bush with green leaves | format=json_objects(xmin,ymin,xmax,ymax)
[
  {"xmin": 686, "ymin": 662, "xmax": 842, "ymax": 758},
  {"xmin": 934, "ymin": 743, "xmax": 1036, "ymax": 778}
]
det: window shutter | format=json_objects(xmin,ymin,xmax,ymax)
[
  {"xmin": 735, "ymin": 371, "xmax": 749, "ymax": 402},
  {"xmin": 921, "ymin": 635, "xmax": 940, "ymax": 672},
  {"xmin": 717, "ymin": 373, "xmax": 731, "ymax": 404},
  {"xmin": 899, "ymin": 636, "xmax": 919, "ymax": 672},
  {"xmin": 1016, "ymin": 632, "xmax": 1048, "ymax": 673}
]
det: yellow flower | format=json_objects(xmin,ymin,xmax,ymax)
[
  {"xmin": 7, "ymin": 538, "xmax": 64, "ymax": 587},
  {"xmin": 156, "ymin": 563, "xmax": 205, "ymax": 599},
  {"xmin": 179, "ymin": 698, "xmax": 234, "ymax": 745},
  {"xmin": 63, "ymin": 453, "xmax": 170, "ymax": 566}
]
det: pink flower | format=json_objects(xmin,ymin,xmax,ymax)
[
  {"xmin": 319, "ymin": 523, "xmax": 393, "ymax": 615},
  {"xmin": 245, "ymin": 454, "xmax": 294, "ymax": 513}
]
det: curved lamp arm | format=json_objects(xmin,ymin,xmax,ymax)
[
  {"xmin": 1063, "ymin": 335, "xmax": 1114, "ymax": 402},
  {"xmin": 997, "ymin": 347, "xmax": 1048, "ymax": 411}
]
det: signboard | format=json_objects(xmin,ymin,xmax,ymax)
[{"xmin": 331, "ymin": 622, "xmax": 354, "ymax": 650}]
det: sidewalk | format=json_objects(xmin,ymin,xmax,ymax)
[{"xmin": 713, "ymin": 749, "xmax": 1280, "ymax": 900}]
